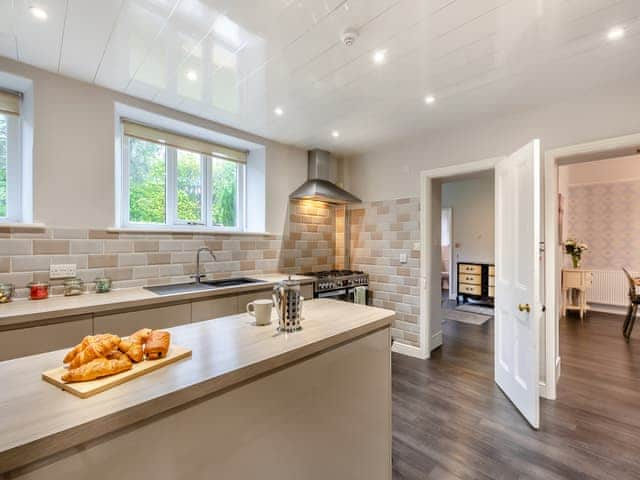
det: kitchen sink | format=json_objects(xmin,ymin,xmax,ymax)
[
  {"xmin": 200, "ymin": 277, "xmax": 265, "ymax": 288},
  {"xmin": 145, "ymin": 277, "xmax": 265, "ymax": 296}
]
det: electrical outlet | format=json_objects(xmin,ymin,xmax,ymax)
[{"xmin": 50, "ymin": 264, "xmax": 76, "ymax": 279}]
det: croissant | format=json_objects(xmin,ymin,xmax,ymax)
[
  {"xmin": 145, "ymin": 330, "xmax": 170, "ymax": 360},
  {"xmin": 106, "ymin": 350, "xmax": 127, "ymax": 361},
  {"xmin": 62, "ymin": 356, "xmax": 132, "ymax": 382},
  {"xmin": 118, "ymin": 339, "xmax": 144, "ymax": 362},
  {"xmin": 129, "ymin": 328, "xmax": 152, "ymax": 344},
  {"xmin": 63, "ymin": 333, "xmax": 115, "ymax": 364},
  {"xmin": 63, "ymin": 335, "xmax": 96, "ymax": 364},
  {"xmin": 69, "ymin": 335, "xmax": 121, "ymax": 369}
]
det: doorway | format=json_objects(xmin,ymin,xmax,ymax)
[
  {"xmin": 544, "ymin": 132, "xmax": 640, "ymax": 401},
  {"xmin": 440, "ymin": 207, "xmax": 453, "ymax": 300},
  {"xmin": 420, "ymin": 141, "xmax": 543, "ymax": 428},
  {"xmin": 440, "ymin": 174, "xmax": 495, "ymax": 334}
]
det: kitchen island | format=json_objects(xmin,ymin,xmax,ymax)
[{"xmin": 0, "ymin": 299, "xmax": 393, "ymax": 479}]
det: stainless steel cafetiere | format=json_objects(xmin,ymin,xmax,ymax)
[{"xmin": 272, "ymin": 276, "xmax": 303, "ymax": 332}]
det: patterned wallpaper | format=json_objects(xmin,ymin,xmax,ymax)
[{"xmin": 567, "ymin": 179, "xmax": 640, "ymax": 269}]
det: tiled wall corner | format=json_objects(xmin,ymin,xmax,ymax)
[{"xmin": 349, "ymin": 197, "xmax": 421, "ymax": 347}]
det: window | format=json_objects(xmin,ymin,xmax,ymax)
[
  {"xmin": 121, "ymin": 121, "xmax": 246, "ymax": 230},
  {"xmin": 0, "ymin": 90, "xmax": 22, "ymax": 222}
]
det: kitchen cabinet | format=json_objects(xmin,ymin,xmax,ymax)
[
  {"xmin": 0, "ymin": 315, "xmax": 92, "ymax": 361},
  {"xmin": 301, "ymin": 284, "xmax": 313, "ymax": 300},
  {"xmin": 192, "ymin": 295, "xmax": 238, "ymax": 322},
  {"xmin": 0, "ymin": 280, "xmax": 315, "ymax": 360},
  {"xmin": 94, "ymin": 303, "xmax": 191, "ymax": 336}
]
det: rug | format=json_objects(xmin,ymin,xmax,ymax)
[
  {"xmin": 443, "ymin": 309, "xmax": 491, "ymax": 326},
  {"xmin": 456, "ymin": 303, "xmax": 494, "ymax": 316}
]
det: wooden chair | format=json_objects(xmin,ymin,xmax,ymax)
[{"xmin": 622, "ymin": 267, "xmax": 640, "ymax": 339}]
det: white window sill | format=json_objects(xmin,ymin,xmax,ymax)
[{"xmin": 108, "ymin": 226, "xmax": 275, "ymax": 236}]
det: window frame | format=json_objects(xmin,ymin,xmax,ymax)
[
  {"xmin": 121, "ymin": 136, "xmax": 246, "ymax": 231},
  {"xmin": 0, "ymin": 112, "xmax": 22, "ymax": 223}
]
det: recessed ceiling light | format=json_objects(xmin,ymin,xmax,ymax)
[
  {"xmin": 332, "ymin": 130, "xmax": 340, "ymax": 138},
  {"xmin": 372, "ymin": 49, "xmax": 387, "ymax": 64},
  {"xmin": 29, "ymin": 6, "xmax": 47, "ymax": 20},
  {"xmin": 186, "ymin": 70, "xmax": 198, "ymax": 81},
  {"xmin": 274, "ymin": 107, "xmax": 284, "ymax": 116},
  {"xmin": 425, "ymin": 95, "xmax": 436, "ymax": 105},
  {"xmin": 607, "ymin": 26, "xmax": 625, "ymax": 41}
]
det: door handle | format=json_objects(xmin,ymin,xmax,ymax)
[{"xmin": 518, "ymin": 303, "xmax": 531, "ymax": 313}]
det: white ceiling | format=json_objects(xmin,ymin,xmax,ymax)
[{"xmin": 0, "ymin": 0, "xmax": 639, "ymax": 155}]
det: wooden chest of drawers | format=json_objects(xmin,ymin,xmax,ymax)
[{"xmin": 457, "ymin": 262, "xmax": 495, "ymax": 305}]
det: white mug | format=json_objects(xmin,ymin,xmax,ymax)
[{"xmin": 247, "ymin": 299, "xmax": 273, "ymax": 326}]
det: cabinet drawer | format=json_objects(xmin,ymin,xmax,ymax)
[
  {"xmin": 458, "ymin": 264, "xmax": 481, "ymax": 275},
  {"xmin": 300, "ymin": 283, "xmax": 313, "ymax": 300},
  {"xmin": 488, "ymin": 265, "xmax": 495, "ymax": 276},
  {"xmin": 0, "ymin": 316, "xmax": 92, "ymax": 361},
  {"xmin": 488, "ymin": 276, "xmax": 495, "ymax": 287},
  {"xmin": 459, "ymin": 274, "xmax": 481, "ymax": 285},
  {"xmin": 94, "ymin": 304, "xmax": 190, "ymax": 336},
  {"xmin": 459, "ymin": 284, "xmax": 481, "ymax": 296},
  {"xmin": 192, "ymin": 295, "xmax": 238, "ymax": 322},
  {"xmin": 488, "ymin": 286, "xmax": 495, "ymax": 298}
]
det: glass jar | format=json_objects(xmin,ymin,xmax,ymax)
[
  {"xmin": 63, "ymin": 277, "xmax": 84, "ymax": 296},
  {"xmin": 95, "ymin": 277, "xmax": 112, "ymax": 293},
  {"xmin": 28, "ymin": 282, "xmax": 49, "ymax": 300},
  {"xmin": 0, "ymin": 283, "xmax": 14, "ymax": 303}
]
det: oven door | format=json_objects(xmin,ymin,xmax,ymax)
[{"xmin": 317, "ymin": 288, "xmax": 354, "ymax": 302}]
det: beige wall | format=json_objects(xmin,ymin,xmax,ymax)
[
  {"xmin": 346, "ymin": 78, "xmax": 640, "ymax": 202},
  {"xmin": 566, "ymin": 153, "xmax": 640, "ymax": 185},
  {"xmin": 442, "ymin": 176, "xmax": 495, "ymax": 267},
  {"xmin": 0, "ymin": 56, "xmax": 307, "ymax": 233}
]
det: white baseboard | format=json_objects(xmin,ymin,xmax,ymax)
[
  {"xmin": 391, "ymin": 341, "xmax": 425, "ymax": 359},
  {"xmin": 588, "ymin": 303, "xmax": 628, "ymax": 316},
  {"xmin": 431, "ymin": 331, "xmax": 443, "ymax": 351},
  {"xmin": 539, "ymin": 381, "xmax": 549, "ymax": 399}
]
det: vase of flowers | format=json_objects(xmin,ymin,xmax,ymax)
[{"xmin": 564, "ymin": 238, "xmax": 588, "ymax": 268}]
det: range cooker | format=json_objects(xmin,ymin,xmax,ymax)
[{"xmin": 302, "ymin": 270, "xmax": 369, "ymax": 303}]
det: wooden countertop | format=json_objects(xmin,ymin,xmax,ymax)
[
  {"xmin": 0, "ymin": 273, "xmax": 314, "ymax": 330},
  {"xmin": 0, "ymin": 299, "xmax": 393, "ymax": 474}
]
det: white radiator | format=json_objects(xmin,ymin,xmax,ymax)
[{"xmin": 586, "ymin": 270, "xmax": 634, "ymax": 307}]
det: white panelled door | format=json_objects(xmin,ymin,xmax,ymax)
[{"xmin": 494, "ymin": 140, "xmax": 541, "ymax": 429}]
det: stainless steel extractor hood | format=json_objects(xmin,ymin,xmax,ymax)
[{"xmin": 290, "ymin": 149, "xmax": 361, "ymax": 204}]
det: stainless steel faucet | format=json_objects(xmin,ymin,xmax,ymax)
[{"xmin": 194, "ymin": 247, "xmax": 216, "ymax": 283}]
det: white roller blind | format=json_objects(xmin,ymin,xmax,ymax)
[
  {"xmin": 122, "ymin": 120, "xmax": 248, "ymax": 163},
  {"xmin": 0, "ymin": 90, "xmax": 20, "ymax": 116}
]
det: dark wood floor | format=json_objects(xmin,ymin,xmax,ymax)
[{"xmin": 392, "ymin": 306, "xmax": 640, "ymax": 479}]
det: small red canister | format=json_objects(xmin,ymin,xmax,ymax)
[{"xmin": 28, "ymin": 282, "xmax": 49, "ymax": 300}]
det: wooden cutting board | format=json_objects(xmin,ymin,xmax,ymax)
[{"xmin": 42, "ymin": 346, "xmax": 192, "ymax": 398}]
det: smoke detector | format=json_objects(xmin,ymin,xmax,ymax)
[{"xmin": 341, "ymin": 28, "xmax": 358, "ymax": 47}]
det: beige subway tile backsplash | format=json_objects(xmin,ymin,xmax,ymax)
[
  {"xmin": 88, "ymin": 254, "xmax": 118, "ymax": 268},
  {"xmin": 11, "ymin": 255, "xmax": 51, "ymax": 272},
  {"xmin": 0, "ymin": 239, "xmax": 33, "ymax": 256},
  {"xmin": 70, "ymin": 240, "xmax": 104, "ymax": 254},
  {"xmin": 134, "ymin": 240, "xmax": 159, "ymax": 252},
  {"xmin": 0, "ymin": 226, "xmax": 289, "ymax": 291}
]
